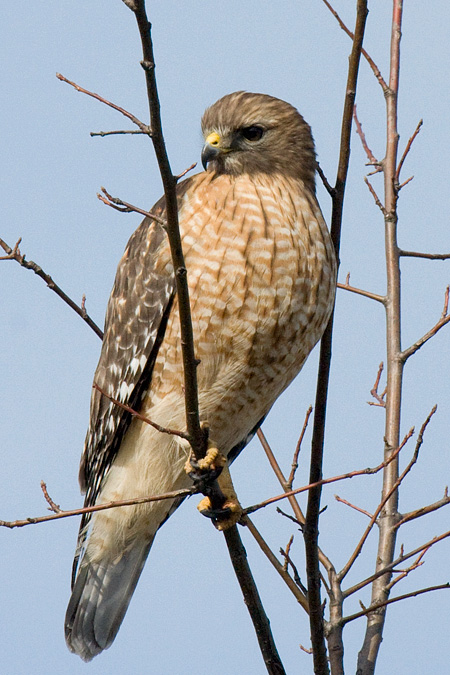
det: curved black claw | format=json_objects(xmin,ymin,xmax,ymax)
[
  {"xmin": 199, "ymin": 505, "xmax": 232, "ymax": 524},
  {"xmin": 186, "ymin": 460, "xmax": 223, "ymax": 492}
]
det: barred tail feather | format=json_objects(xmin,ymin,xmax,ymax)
[{"xmin": 65, "ymin": 538, "xmax": 153, "ymax": 662}]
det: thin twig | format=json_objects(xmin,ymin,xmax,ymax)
[
  {"xmin": 40, "ymin": 481, "xmax": 62, "ymax": 513},
  {"xmin": 395, "ymin": 119, "xmax": 423, "ymax": 183},
  {"xmin": 341, "ymin": 406, "xmax": 436, "ymax": 589},
  {"xmin": 56, "ymin": 73, "xmax": 152, "ymax": 134},
  {"xmin": 368, "ymin": 362, "xmax": 387, "ymax": 407},
  {"xmin": 386, "ymin": 546, "xmax": 429, "ymax": 591},
  {"xmin": 320, "ymin": 0, "xmax": 388, "ymax": 91},
  {"xmin": 342, "ymin": 583, "xmax": 450, "ymax": 625},
  {"xmin": 364, "ymin": 176, "xmax": 387, "ymax": 215},
  {"xmin": 0, "ymin": 486, "xmax": 195, "ymax": 529},
  {"xmin": 98, "ymin": 186, "xmax": 166, "ymax": 226},
  {"xmin": 334, "ymin": 495, "xmax": 373, "ymax": 519},
  {"xmin": 394, "ymin": 487, "xmax": 450, "ymax": 530},
  {"xmin": 353, "ymin": 104, "xmax": 380, "ymax": 169},
  {"xmin": 304, "ymin": 4, "xmax": 369, "ymax": 669},
  {"xmin": 90, "ymin": 129, "xmax": 147, "ymax": 137},
  {"xmin": 287, "ymin": 406, "xmax": 313, "ymax": 489},
  {"xmin": 246, "ymin": 431, "xmax": 407, "ymax": 516},
  {"xmin": 244, "ymin": 518, "xmax": 308, "ymax": 610},
  {"xmin": 338, "ymin": 426, "xmax": 415, "ymax": 582},
  {"xmin": 337, "ymin": 278, "xmax": 385, "ymax": 304},
  {"xmin": 346, "ymin": 529, "xmax": 450, "ymax": 598},
  {"xmin": 398, "ymin": 249, "xmax": 450, "ymax": 261},
  {"xmin": 92, "ymin": 382, "xmax": 190, "ymax": 440},
  {"xmin": 317, "ymin": 163, "xmax": 335, "ymax": 197},
  {"xmin": 279, "ymin": 537, "xmax": 308, "ymax": 595},
  {"xmin": 0, "ymin": 237, "xmax": 103, "ymax": 339},
  {"xmin": 256, "ymin": 428, "xmax": 335, "ymax": 582},
  {"xmin": 401, "ymin": 287, "xmax": 450, "ymax": 361}
]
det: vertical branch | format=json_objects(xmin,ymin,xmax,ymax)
[
  {"xmin": 304, "ymin": 2, "xmax": 368, "ymax": 673},
  {"xmin": 130, "ymin": 0, "xmax": 206, "ymax": 459},
  {"xmin": 223, "ymin": 527, "xmax": 287, "ymax": 675},
  {"xmin": 357, "ymin": 3, "xmax": 403, "ymax": 674},
  {"xmin": 124, "ymin": 3, "xmax": 286, "ymax": 672}
]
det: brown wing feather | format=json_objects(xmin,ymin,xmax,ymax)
[{"xmin": 73, "ymin": 178, "xmax": 195, "ymax": 580}]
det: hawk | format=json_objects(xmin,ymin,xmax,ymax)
[{"xmin": 65, "ymin": 91, "xmax": 337, "ymax": 661}]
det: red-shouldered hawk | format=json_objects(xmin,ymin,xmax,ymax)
[{"xmin": 65, "ymin": 91, "xmax": 336, "ymax": 661}]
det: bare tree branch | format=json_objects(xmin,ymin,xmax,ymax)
[
  {"xmin": 319, "ymin": 0, "xmax": 388, "ymax": 91},
  {"xmin": 395, "ymin": 119, "xmax": 423, "ymax": 184},
  {"xmin": 0, "ymin": 485, "xmax": 195, "ymax": 529},
  {"xmin": 401, "ymin": 287, "xmax": 450, "ymax": 361},
  {"xmin": 305, "ymin": 4, "xmax": 368, "ymax": 671},
  {"xmin": 353, "ymin": 104, "xmax": 381, "ymax": 170},
  {"xmin": 398, "ymin": 249, "xmax": 450, "ymax": 260},
  {"xmin": 394, "ymin": 487, "xmax": 450, "ymax": 530},
  {"xmin": 92, "ymin": 382, "xmax": 191, "ymax": 440},
  {"xmin": 90, "ymin": 129, "xmax": 147, "ymax": 137},
  {"xmin": 0, "ymin": 237, "xmax": 103, "ymax": 339},
  {"xmin": 56, "ymin": 73, "xmax": 152, "ymax": 134},
  {"xmin": 247, "ymin": 432, "xmax": 407, "ymax": 516},
  {"xmin": 337, "ymin": 274, "xmax": 385, "ymax": 304},
  {"xmin": 343, "ymin": 583, "xmax": 450, "ymax": 625},
  {"xmin": 244, "ymin": 517, "xmax": 309, "ymax": 610}
]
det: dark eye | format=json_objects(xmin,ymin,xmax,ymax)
[{"xmin": 241, "ymin": 125, "xmax": 265, "ymax": 142}]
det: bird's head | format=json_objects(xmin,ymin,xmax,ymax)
[{"xmin": 201, "ymin": 91, "xmax": 317, "ymax": 190}]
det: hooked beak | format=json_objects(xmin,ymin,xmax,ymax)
[
  {"xmin": 201, "ymin": 142, "xmax": 221, "ymax": 170},
  {"xmin": 201, "ymin": 131, "xmax": 231, "ymax": 170}
]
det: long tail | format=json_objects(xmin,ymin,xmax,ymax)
[{"xmin": 64, "ymin": 538, "xmax": 153, "ymax": 662}]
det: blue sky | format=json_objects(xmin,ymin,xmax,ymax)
[{"xmin": 2, "ymin": 2, "xmax": 450, "ymax": 673}]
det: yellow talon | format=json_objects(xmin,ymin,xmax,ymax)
[
  {"xmin": 197, "ymin": 463, "xmax": 242, "ymax": 531},
  {"xmin": 184, "ymin": 441, "xmax": 226, "ymax": 476}
]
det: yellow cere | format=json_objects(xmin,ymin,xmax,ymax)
[{"xmin": 205, "ymin": 131, "xmax": 221, "ymax": 147}]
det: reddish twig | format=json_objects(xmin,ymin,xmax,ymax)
[
  {"xmin": 346, "ymin": 529, "xmax": 450, "ymax": 598},
  {"xmin": 340, "ymin": 406, "xmax": 436, "ymax": 584},
  {"xmin": 386, "ymin": 546, "xmax": 429, "ymax": 591},
  {"xmin": 353, "ymin": 105, "xmax": 380, "ymax": 170},
  {"xmin": 364, "ymin": 176, "xmax": 387, "ymax": 215},
  {"xmin": 397, "ymin": 175, "xmax": 414, "ymax": 191},
  {"xmin": 398, "ymin": 249, "xmax": 450, "ymax": 261},
  {"xmin": 0, "ymin": 485, "xmax": 195, "ymax": 529},
  {"xmin": 93, "ymin": 382, "xmax": 190, "ymax": 440},
  {"xmin": 342, "ymin": 583, "xmax": 450, "ymax": 625},
  {"xmin": 320, "ymin": 0, "xmax": 388, "ymax": 91},
  {"xmin": 395, "ymin": 119, "xmax": 423, "ymax": 183},
  {"xmin": 246, "ymin": 432, "xmax": 408, "ymax": 516},
  {"xmin": 256, "ymin": 427, "xmax": 335, "ymax": 581},
  {"xmin": 334, "ymin": 495, "xmax": 373, "ymax": 519},
  {"xmin": 281, "ymin": 535, "xmax": 294, "ymax": 572},
  {"xmin": 56, "ymin": 73, "xmax": 152, "ymax": 135},
  {"xmin": 280, "ymin": 537, "xmax": 308, "ymax": 595},
  {"xmin": 394, "ymin": 487, "xmax": 450, "ymax": 530},
  {"xmin": 401, "ymin": 287, "xmax": 450, "ymax": 361},
  {"xmin": 317, "ymin": 164, "xmax": 335, "ymax": 197},
  {"xmin": 175, "ymin": 162, "xmax": 197, "ymax": 181},
  {"xmin": 337, "ymin": 274, "xmax": 385, "ymax": 304},
  {"xmin": 368, "ymin": 362, "xmax": 387, "ymax": 408},
  {"xmin": 287, "ymin": 406, "xmax": 313, "ymax": 489},
  {"xmin": 98, "ymin": 187, "xmax": 166, "ymax": 226},
  {"xmin": 338, "ymin": 426, "xmax": 415, "ymax": 582},
  {"xmin": 244, "ymin": 517, "xmax": 308, "ymax": 610},
  {"xmin": 300, "ymin": 644, "xmax": 313, "ymax": 655},
  {"xmin": 90, "ymin": 129, "xmax": 147, "ymax": 137},
  {"xmin": 40, "ymin": 481, "xmax": 62, "ymax": 513},
  {"xmin": 0, "ymin": 237, "xmax": 103, "ymax": 339}
]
